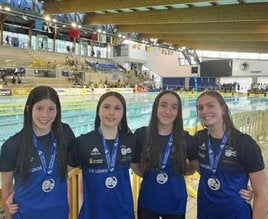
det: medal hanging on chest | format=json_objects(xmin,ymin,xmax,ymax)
[
  {"xmin": 105, "ymin": 176, "xmax": 118, "ymax": 188},
  {"xmin": 99, "ymin": 128, "xmax": 119, "ymax": 189},
  {"xmin": 42, "ymin": 178, "xmax": 56, "ymax": 192},
  {"xmin": 207, "ymin": 133, "xmax": 228, "ymax": 191},
  {"xmin": 156, "ymin": 134, "xmax": 173, "ymax": 185},
  {"xmin": 33, "ymin": 133, "xmax": 57, "ymax": 193}
]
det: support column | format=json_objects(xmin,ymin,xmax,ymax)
[
  {"xmin": 28, "ymin": 21, "xmax": 34, "ymax": 49},
  {"xmin": 0, "ymin": 14, "xmax": 9, "ymax": 46},
  {"xmin": 0, "ymin": 22, "xmax": 3, "ymax": 46}
]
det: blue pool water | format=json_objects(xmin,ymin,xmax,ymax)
[{"xmin": 1, "ymin": 92, "xmax": 268, "ymax": 147}]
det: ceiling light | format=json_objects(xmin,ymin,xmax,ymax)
[
  {"xmin": 71, "ymin": 22, "xmax": 77, "ymax": 27},
  {"xmin": 44, "ymin": 15, "xmax": 51, "ymax": 21}
]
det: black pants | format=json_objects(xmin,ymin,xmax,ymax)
[{"xmin": 138, "ymin": 206, "xmax": 185, "ymax": 219}]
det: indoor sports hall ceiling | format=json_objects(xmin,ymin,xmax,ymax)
[
  {"xmin": 2, "ymin": 0, "xmax": 268, "ymax": 54},
  {"xmin": 41, "ymin": 0, "xmax": 268, "ymax": 54}
]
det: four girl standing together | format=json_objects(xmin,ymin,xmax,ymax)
[{"xmin": 0, "ymin": 86, "xmax": 266, "ymax": 219}]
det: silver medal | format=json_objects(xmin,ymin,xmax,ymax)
[
  {"xmin": 156, "ymin": 173, "xmax": 168, "ymax": 184},
  {"xmin": 42, "ymin": 179, "xmax": 55, "ymax": 192},
  {"xmin": 207, "ymin": 177, "xmax": 221, "ymax": 190},
  {"xmin": 105, "ymin": 176, "xmax": 117, "ymax": 188}
]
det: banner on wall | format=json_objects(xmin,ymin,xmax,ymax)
[
  {"xmin": 233, "ymin": 60, "xmax": 268, "ymax": 76},
  {"xmin": 98, "ymin": 34, "xmax": 106, "ymax": 43},
  {"xmin": 68, "ymin": 28, "xmax": 80, "ymax": 39},
  {"xmin": 12, "ymin": 88, "xmax": 32, "ymax": 96},
  {"xmin": 90, "ymin": 33, "xmax": 98, "ymax": 42},
  {"xmin": 0, "ymin": 89, "xmax": 12, "ymax": 96}
]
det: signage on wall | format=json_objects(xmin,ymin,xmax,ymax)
[
  {"xmin": 239, "ymin": 62, "xmax": 249, "ymax": 71},
  {"xmin": 233, "ymin": 60, "xmax": 266, "ymax": 76}
]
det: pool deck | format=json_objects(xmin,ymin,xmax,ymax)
[{"xmin": 186, "ymin": 139, "xmax": 268, "ymax": 219}]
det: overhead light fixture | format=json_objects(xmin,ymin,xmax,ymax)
[
  {"xmin": 4, "ymin": 6, "xmax": 10, "ymax": 11},
  {"xmin": 71, "ymin": 22, "xmax": 77, "ymax": 27},
  {"xmin": 44, "ymin": 15, "xmax": 51, "ymax": 21}
]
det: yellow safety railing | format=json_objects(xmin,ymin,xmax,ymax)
[
  {"xmin": 261, "ymin": 109, "xmax": 268, "ymax": 142},
  {"xmin": 131, "ymin": 172, "xmax": 142, "ymax": 218},
  {"xmin": 68, "ymin": 168, "xmax": 82, "ymax": 219}
]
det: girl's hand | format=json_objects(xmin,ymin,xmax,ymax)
[
  {"xmin": 5, "ymin": 192, "xmax": 19, "ymax": 214},
  {"xmin": 239, "ymin": 186, "xmax": 253, "ymax": 203}
]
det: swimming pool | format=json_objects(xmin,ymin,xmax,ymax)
[{"xmin": 1, "ymin": 92, "xmax": 268, "ymax": 147}]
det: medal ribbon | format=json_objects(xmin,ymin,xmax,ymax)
[
  {"xmin": 32, "ymin": 132, "xmax": 57, "ymax": 176},
  {"xmin": 160, "ymin": 134, "xmax": 173, "ymax": 170},
  {"xmin": 99, "ymin": 128, "xmax": 119, "ymax": 172},
  {"xmin": 207, "ymin": 132, "xmax": 228, "ymax": 174}
]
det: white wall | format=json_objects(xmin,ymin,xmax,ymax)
[
  {"xmin": 128, "ymin": 44, "xmax": 147, "ymax": 62},
  {"xmin": 257, "ymin": 76, "xmax": 268, "ymax": 84},
  {"xmin": 112, "ymin": 44, "xmax": 199, "ymax": 77},
  {"xmin": 112, "ymin": 44, "xmax": 268, "ymax": 84},
  {"xmin": 145, "ymin": 47, "xmax": 200, "ymax": 77}
]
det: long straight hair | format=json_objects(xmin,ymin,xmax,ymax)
[
  {"xmin": 140, "ymin": 90, "xmax": 187, "ymax": 175},
  {"xmin": 15, "ymin": 86, "xmax": 67, "ymax": 184},
  {"xmin": 94, "ymin": 91, "xmax": 131, "ymax": 133}
]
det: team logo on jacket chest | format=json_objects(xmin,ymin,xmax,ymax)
[
  {"xmin": 89, "ymin": 147, "xmax": 103, "ymax": 164},
  {"xmin": 198, "ymin": 143, "xmax": 207, "ymax": 158},
  {"xmin": 199, "ymin": 143, "xmax": 206, "ymax": 150},
  {"xmin": 90, "ymin": 147, "xmax": 101, "ymax": 155},
  {"xmin": 120, "ymin": 145, "xmax": 132, "ymax": 155},
  {"xmin": 224, "ymin": 148, "xmax": 237, "ymax": 157}
]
